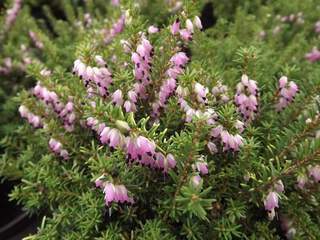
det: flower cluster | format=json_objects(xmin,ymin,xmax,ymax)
[
  {"xmin": 309, "ymin": 165, "xmax": 320, "ymax": 183},
  {"xmin": 295, "ymin": 165, "xmax": 320, "ymax": 191},
  {"xmin": 305, "ymin": 47, "xmax": 320, "ymax": 63},
  {"xmin": 264, "ymin": 180, "xmax": 284, "ymax": 220},
  {"xmin": 33, "ymin": 83, "xmax": 76, "ymax": 131},
  {"xmin": 279, "ymin": 12, "xmax": 304, "ymax": 25},
  {"xmin": 18, "ymin": 105, "xmax": 43, "ymax": 128},
  {"xmin": 190, "ymin": 175, "xmax": 202, "ymax": 188},
  {"xmin": 193, "ymin": 157, "xmax": 208, "ymax": 175},
  {"xmin": 95, "ymin": 176, "xmax": 133, "ymax": 206},
  {"xmin": 4, "ymin": 0, "xmax": 22, "ymax": 31},
  {"xmin": 115, "ymin": 36, "xmax": 154, "ymax": 112},
  {"xmin": 131, "ymin": 36, "xmax": 154, "ymax": 98},
  {"xmin": 234, "ymin": 74, "xmax": 259, "ymax": 122},
  {"xmin": 73, "ymin": 57, "xmax": 113, "ymax": 98},
  {"xmin": 86, "ymin": 117, "xmax": 177, "ymax": 173},
  {"xmin": 0, "ymin": 58, "xmax": 13, "ymax": 75},
  {"xmin": 315, "ymin": 21, "xmax": 320, "ymax": 34},
  {"xmin": 275, "ymin": 76, "xmax": 299, "ymax": 112},
  {"xmin": 194, "ymin": 82, "xmax": 209, "ymax": 105},
  {"xmin": 151, "ymin": 52, "xmax": 189, "ymax": 119},
  {"xmin": 48, "ymin": 138, "xmax": 69, "ymax": 160},
  {"xmin": 171, "ymin": 16, "xmax": 202, "ymax": 41},
  {"xmin": 212, "ymin": 82, "xmax": 230, "ymax": 103},
  {"xmin": 177, "ymin": 93, "xmax": 218, "ymax": 123},
  {"xmin": 209, "ymin": 125, "xmax": 244, "ymax": 152},
  {"xmin": 29, "ymin": 31, "xmax": 44, "ymax": 49},
  {"xmin": 102, "ymin": 14, "xmax": 126, "ymax": 44},
  {"xmin": 40, "ymin": 68, "xmax": 52, "ymax": 77},
  {"xmin": 126, "ymin": 137, "xmax": 176, "ymax": 172}
]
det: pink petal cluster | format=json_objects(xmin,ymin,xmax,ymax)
[
  {"xmin": 29, "ymin": 31, "xmax": 44, "ymax": 49},
  {"xmin": 18, "ymin": 105, "xmax": 43, "ymax": 128},
  {"xmin": 315, "ymin": 21, "xmax": 320, "ymax": 34},
  {"xmin": 5, "ymin": 0, "xmax": 23, "ymax": 31},
  {"xmin": 125, "ymin": 136, "xmax": 176, "ymax": 173},
  {"xmin": 49, "ymin": 138, "xmax": 69, "ymax": 160},
  {"xmin": 235, "ymin": 74, "xmax": 259, "ymax": 122},
  {"xmin": 84, "ymin": 13, "xmax": 92, "ymax": 27},
  {"xmin": 297, "ymin": 174, "xmax": 308, "ymax": 189},
  {"xmin": 171, "ymin": 16, "xmax": 202, "ymax": 42},
  {"xmin": 86, "ymin": 117, "xmax": 176, "ymax": 173},
  {"xmin": 111, "ymin": 0, "xmax": 120, "ymax": 6},
  {"xmin": 148, "ymin": 25, "xmax": 159, "ymax": 34},
  {"xmin": 100, "ymin": 126, "xmax": 125, "ymax": 150},
  {"xmin": 151, "ymin": 52, "xmax": 189, "ymax": 119},
  {"xmin": 177, "ymin": 96, "xmax": 218, "ymax": 124},
  {"xmin": 190, "ymin": 175, "xmax": 202, "ymax": 188},
  {"xmin": 209, "ymin": 125, "xmax": 244, "ymax": 152},
  {"xmin": 309, "ymin": 165, "xmax": 320, "ymax": 182},
  {"xmin": 103, "ymin": 14, "xmax": 125, "ymax": 44},
  {"xmin": 95, "ymin": 176, "xmax": 133, "ymax": 206},
  {"xmin": 73, "ymin": 57, "xmax": 113, "ymax": 98},
  {"xmin": 305, "ymin": 47, "xmax": 320, "ymax": 63},
  {"xmin": 0, "ymin": 58, "xmax": 13, "ymax": 75},
  {"xmin": 264, "ymin": 191, "xmax": 279, "ymax": 213},
  {"xmin": 280, "ymin": 12, "xmax": 304, "ymax": 25},
  {"xmin": 212, "ymin": 83, "xmax": 229, "ymax": 103},
  {"xmin": 194, "ymin": 82, "xmax": 209, "ymax": 105},
  {"xmin": 33, "ymin": 83, "xmax": 76, "ymax": 131},
  {"xmin": 40, "ymin": 68, "xmax": 51, "ymax": 77},
  {"xmin": 275, "ymin": 76, "xmax": 298, "ymax": 112},
  {"xmin": 126, "ymin": 36, "xmax": 154, "ymax": 112},
  {"xmin": 274, "ymin": 180, "xmax": 284, "ymax": 193},
  {"xmin": 193, "ymin": 160, "xmax": 208, "ymax": 175}
]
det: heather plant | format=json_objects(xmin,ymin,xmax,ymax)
[{"xmin": 1, "ymin": 0, "xmax": 320, "ymax": 239}]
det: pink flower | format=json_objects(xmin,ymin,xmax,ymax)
[
  {"xmin": 193, "ymin": 16, "xmax": 202, "ymax": 30},
  {"xmin": 49, "ymin": 138, "xmax": 62, "ymax": 153},
  {"xmin": 111, "ymin": 0, "xmax": 120, "ymax": 6},
  {"xmin": 274, "ymin": 180, "xmax": 284, "ymax": 193},
  {"xmin": 95, "ymin": 175, "xmax": 106, "ymax": 188},
  {"xmin": 103, "ymin": 182, "xmax": 133, "ymax": 206},
  {"xmin": 40, "ymin": 68, "xmax": 51, "ymax": 77},
  {"xmin": 112, "ymin": 89, "xmax": 124, "ymax": 106},
  {"xmin": 19, "ymin": 105, "xmax": 43, "ymax": 128},
  {"xmin": 235, "ymin": 74, "xmax": 259, "ymax": 122},
  {"xmin": 305, "ymin": 47, "xmax": 320, "ymax": 63},
  {"xmin": 297, "ymin": 174, "xmax": 308, "ymax": 189},
  {"xmin": 18, "ymin": 105, "xmax": 29, "ymax": 118},
  {"xmin": 148, "ymin": 25, "xmax": 159, "ymax": 34},
  {"xmin": 136, "ymin": 136, "xmax": 156, "ymax": 155},
  {"xmin": 264, "ymin": 191, "xmax": 279, "ymax": 211},
  {"xmin": 179, "ymin": 29, "xmax": 192, "ymax": 42},
  {"xmin": 207, "ymin": 142, "xmax": 218, "ymax": 154},
  {"xmin": 191, "ymin": 175, "xmax": 202, "ymax": 188},
  {"xmin": 100, "ymin": 127, "xmax": 124, "ymax": 150},
  {"xmin": 95, "ymin": 55, "xmax": 106, "ymax": 67},
  {"xmin": 194, "ymin": 82, "xmax": 209, "ymax": 104},
  {"xmin": 170, "ymin": 52, "xmax": 189, "ymax": 66},
  {"xmin": 171, "ymin": 19, "xmax": 180, "ymax": 35},
  {"xmin": 103, "ymin": 14, "xmax": 125, "ymax": 44},
  {"xmin": 195, "ymin": 161, "xmax": 208, "ymax": 175},
  {"xmin": 5, "ymin": 0, "xmax": 22, "ymax": 30},
  {"xmin": 315, "ymin": 21, "xmax": 320, "ymax": 33},
  {"xmin": 29, "ymin": 31, "xmax": 44, "ymax": 49},
  {"xmin": 275, "ymin": 76, "xmax": 298, "ymax": 112},
  {"xmin": 309, "ymin": 165, "xmax": 320, "ymax": 182},
  {"xmin": 186, "ymin": 19, "xmax": 194, "ymax": 33}
]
